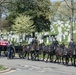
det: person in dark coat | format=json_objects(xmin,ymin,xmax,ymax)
[
  {"xmin": 52, "ymin": 38, "xmax": 59, "ymax": 50},
  {"xmin": 68, "ymin": 39, "xmax": 75, "ymax": 49},
  {"xmin": 32, "ymin": 37, "xmax": 38, "ymax": 45},
  {"xmin": 7, "ymin": 42, "xmax": 15, "ymax": 59},
  {"xmin": 52, "ymin": 38, "xmax": 59, "ymax": 53},
  {"xmin": 7, "ymin": 42, "xmax": 11, "ymax": 59}
]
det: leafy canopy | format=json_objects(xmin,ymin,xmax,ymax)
[
  {"xmin": 12, "ymin": 14, "xmax": 35, "ymax": 34},
  {"xmin": 6, "ymin": 0, "xmax": 51, "ymax": 32}
]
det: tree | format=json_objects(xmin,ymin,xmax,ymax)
[
  {"xmin": 6, "ymin": 0, "xmax": 52, "ymax": 32},
  {"xmin": 49, "ymin": 2, "xmax": 61, "ymax": 22},
  {"xmin": 0, "ymin": 0, "xmax": 14, "ymax": 31},
  {"xmin": 12, "ymin": 14, "xmax": 35, "ymax": 34},
  {"xmin": 56, "ymin": 0, "xmax": 76, "ymax": 40},
  {"xmin": 64, "ymin": 0, "xmax": 76, "ymax": 40}
]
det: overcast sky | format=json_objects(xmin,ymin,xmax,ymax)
[{"xmin": 51, "ymin": 0, "xmax": 63, "ymax": 2}]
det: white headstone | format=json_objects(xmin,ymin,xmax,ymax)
[
  {"xmin": 58, "ymin": 27, "xmax": 62, "ymax": 34},
  {"xmin": 67, "ymin": 33, "xmax": 71, "ymax": 42},
  {"xmin": 57, "ymin": 33, "xmax": 62, "ymax": 42},
  {"xmin": 64, "ymin": 32, "xmax": 68, "ymax": 35},
  {"xmin": 46, "ymin": 37, "xmax": 49, "ymax": 44}
]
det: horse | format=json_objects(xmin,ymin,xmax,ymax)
[
  {"xmin": 34, "ymin": 44, "xmax": 42, "ymax": 60},
  {"xmin": 65, "ymin": 45, "xmax": 75, "ymax": 65},
  {"xmin": 54, "ymin": 45, "xmax": 63, "ymax": 63},
  {"xmin": 73, "ymin": 45, "xmax": 76, "ymax": 66},
  {"xmin": 42, "ymin": 45, "xmax": 47, "ymax": 61},
  {"xmin": 62, "ymin": 47, "xmax": 68, "ymax": 64},
  {"xmin": 30, "ymin": 43, "xmax": 37, "ymax": 60},
  {"xmin": 69, "ymin": 45, "xmax": 76, "ymax": 66},
  {"xmin": 23, "ymin": 44, "xmax": 31, "ymax": 59},
  {"xmin": 14, "ymin": 45, "xmax": 24, "ymax": 59},
  {"xmin": 46, "ymin": 45, "xmax": 53, "ymax": 62}
]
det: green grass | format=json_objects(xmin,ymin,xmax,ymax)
[{"xmin": 0, "ymin": 65, "xmax": 8, "ymax": 71}]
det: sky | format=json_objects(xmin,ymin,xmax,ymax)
[{"xmin": 51, "ymin": 0, "xmax": 63, "ymax": 2}]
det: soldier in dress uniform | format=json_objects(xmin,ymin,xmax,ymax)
[
  {"xmin": 68, "ymin": 39, "xmax": 75, "ymax": 49},
  {"xmin": 52, "ymin": 38, "xmax": 59, "ymax": 50},
  {"xmin": 7, "ymin": 42, "xmax": 11, "ymax": 59}
]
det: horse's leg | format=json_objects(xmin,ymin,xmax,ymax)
[
  {"xmin": 71, "ymin": 56, "xmax": 73, "ymax": 65},
  {"xmin": 66, "ymin": 55, "xmax": 69, "ymax": 65},
  {"xmin": 37, "ymin": 53, "xmax": 39, "ymax": 61},
  {"xmin": 24, "ymin": 51, "xmax": 26, "ymax": 59},
  {"xmin": 46, "ymin": 53, "xmax": 49, "ymax": 62},
  {"xmin": 60, "ymin": 56, "xmax": 62, "ymax": 63},
  {"xmin": 56, "ymin": 55, "xmax": 59, "ymax": 63},
  {"xmin": 38, "ymin": 51, "xmax": 40, "ymax": 61},
  {"xmin": 74, "ymin": 56, "xmax": 75, "ymax": 66},
  {"xmin": 30, "ymin": 52, "xmax": 33, "ymax": 60},
  {"xmin": 54, "ymin": 55, "xmax": 57, "ymax": 63},
  {"xmin": 58, "ymin": 56, "xmax": 60, "ymax": 63},
  {"xmin": 54, "ymin": 55, "xmax": 56, "ymax": 63},
  {"xmin": 27, "ymin": 52, "xmax": 29, "ymax": 60},
  {"xmin": 37, "ymin": 51, "xmax": 39, "ymax": 60},
  {"xmin": 50, "ymin": 53, "xmax": 52, "ymax": 62},
  {"xmin": 52, "ymin": 53, "xmax": 55, "ymax": 62},
  {"xmin": 62, "ymin": 56, "xmax": 64, "ymax": 64},
  {"xmin": 43, "ymin": 52, "xmax": 45, "ymax": 61}
]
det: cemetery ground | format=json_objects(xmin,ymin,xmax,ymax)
[{"xmin": 0, "ymin": 57, "xmax": 76, "ymax": 75}]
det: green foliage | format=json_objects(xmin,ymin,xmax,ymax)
[
  {"xmin": 12, "ymin": 14, "xmax": 35, "ymax": 34},
  {"xmin": 0, "ymin": 65, "xmax": 7, "ymax": 71},
  {"xmin": 34, "ymin": 16, "xmax": 51, "ymax": 32},
  {"xmin": 5, "ymin": 0, "xmax": 51, "ymax": 32}
]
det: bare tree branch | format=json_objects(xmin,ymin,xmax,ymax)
[
  {"xmin": 57, "ymin": 10, "xmax": 71, "ymax": 19},
  {"xmin": 64, "ymin": 0, "xmax": 72, "ymax": 9},
  {"xmin": 64, "ymin": 0, "xmax": 76, "ymax": 10}
]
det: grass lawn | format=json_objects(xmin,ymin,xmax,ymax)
[{"xmin": 0, "ymin": 65, "xmax": 8, "ymax": 71}]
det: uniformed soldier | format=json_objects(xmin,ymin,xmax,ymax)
[
  {"xmin": 7, "ymin": 42, "xmax": 11, "ymax": 59},
  {"xmin": 52, "ymin": 38, "xmax": 59, "ymax": 47},
  {"xmin": 32, "ymin": 37, "xmax": 38, "ymax": 45},
  {"xmin": 68, "ymin": 39, "xmax": 75, "ymax": 49}
]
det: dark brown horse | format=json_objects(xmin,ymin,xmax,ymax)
[
  {"xmin": 30, "ymin": 43, "xmax": 37, "ymax": 60},
  {"xmin": 54, "ymin": 45, "xmax": 62, "ymax": 63},
  {"xmin": 65, "ymin": 45, "xmax": 76, "ymax": 65}
]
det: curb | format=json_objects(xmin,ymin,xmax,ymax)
[{"xmin": 0, "ymin": 68, "xmax": 11, "ymax": 73}]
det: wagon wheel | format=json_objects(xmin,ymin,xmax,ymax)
[{"xmin": 11, "ymin": 50, "xmax": 15, "ymax": 59}]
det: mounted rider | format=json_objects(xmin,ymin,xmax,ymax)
[
  {"xmin": 60, "ymin": 43, "xmax": 65, "ymax": 52},
  {"xmin": 31, "ymin": 37, "xmax": 38, "ymax": 45},
  {"xmin": 68, "ymin": 39, "xmax": 75, "ymax": 49},
  {"xmin": 52, "ymin": 38, "xmax": 59, "ymax": 51}
]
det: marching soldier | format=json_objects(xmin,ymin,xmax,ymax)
[
  {"xmin": 7, "ymin": 42, "xmax": 15, "ymax": 59},
  {"xmin": 7, "ymin": 42, "xmax": 11, "ymax": 59}
]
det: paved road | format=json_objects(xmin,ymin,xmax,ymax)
[{"xmin": 0, "ymin": 57, "xmax": 76, "ymax": 75}]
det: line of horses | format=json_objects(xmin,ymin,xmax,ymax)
[{"xmin": 1, "ymin": 43, "xmax": 76, "ymax": 66}]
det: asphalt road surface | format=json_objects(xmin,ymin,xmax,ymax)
[{"xmin": 0, "ymin": 57, "xmax": 76, "ymax": 75}]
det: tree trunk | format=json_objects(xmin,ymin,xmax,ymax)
[{"xmin": 70, "ymin": 0, "xmax": 74, "ymax": 40}]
